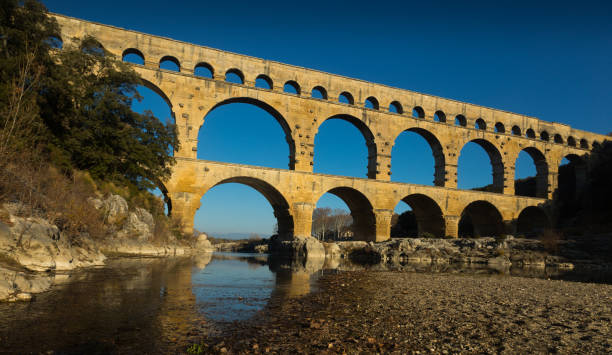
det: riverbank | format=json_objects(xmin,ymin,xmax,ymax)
[
  {"xmin": 194, "ymin": 270, "xmax": 612, "ymax": 354},
  {"xmin": 0, "ymin": 194, "xmax": 214, "ymax": 302}
]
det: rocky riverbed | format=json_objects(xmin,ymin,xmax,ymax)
[{"xmin": 193, "ymin": 270, "xmax": 612, "ymax": 354}]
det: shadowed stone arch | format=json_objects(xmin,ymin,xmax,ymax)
[
  {"xmin": 515, "ymin": 147, "xmax": 549, "ymax": 198},
  {"xmin": 209, "ymin": 176, "xmax": 294, "ymax": 238},
  {"xmin": 516, "ymin": 206, "xmax": 550, "ymax": 237},
  {"xmin": 392, "ymin": 127, "xmax": 446, "ymax": 186},
  {"xmin": 396, "ymin": 194, "xmax": 445, "ymax": 237},
  {"xmin": 317, "ymin": 186, "xmax": 375, "ymax": 241},
  {"xmin": 459, "ymin": 139, "xmax": 504, "ymax": 193},
  {"xmin": 139, "ymin": 79, "xmax": 174, "ymax": 114},
  {"xmin": 459, "ymin": 200, "xmax": 504, "ymax": 237},
  {"xmin": 202, "ymin": 97, "xmax": 296, "ymax": 169},
  {"xmin": 315, "ymin": 114, "xmax": 377, "ymax": 179},
  {"xmin": 122, "ymin": 48, "xmax": 145, "ymax": 64}
]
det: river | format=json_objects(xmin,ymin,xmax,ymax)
[{"xmin": 0, "ymin": 252, "xmax": 610, "ymax": 354}]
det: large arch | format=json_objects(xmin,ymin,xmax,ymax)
[
  {"xmin": 458, "ymin": 139, "xmax": 504, "ymax": 193},
  {"xmin": 516, "ymin": 206, "xmax": 550, "ymax": 238},
  {"xmin": 393, "ymin": 194, "xmax": 445, "ymax": 237},
  {"xmin": 514, "ymin": 147, "xmax": 549, "ymax": 198},
  {"xmin": 200, "ymin": 176, "xmax": 294, "ymax": 238},
  {"xmin": 199, "ymin": 97, "xmax": 296, "ymax": 169},
  {"xmin": 459, "ymin": 200, "xmax": 504, "ymax": 237},
  {"xmin": 391, "ymin": 127, "xmax": 446, "ymax": 186},
  {"xmin": 139, "ymin": 78, "xmax": 174, "ymax": 113},
  {"xmin": 314, "ymin": 114, "xmax": 377, "ymax": 179},
  {"xmin": 316, "ymin": 186, "xmax": 375, "ymax": 241}
]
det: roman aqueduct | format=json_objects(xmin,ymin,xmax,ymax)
[{"xmin": 52, "ymin": 14, "xmax": 609, "ymax": 241}]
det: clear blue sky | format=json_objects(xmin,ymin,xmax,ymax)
[{"xmin": 46, "ymin": 0, "xmax": 612, "ymax": 237}]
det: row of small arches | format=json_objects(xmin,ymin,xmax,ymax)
[{"xmin": 120, "ymin": 48, "xmax": 598, "ymax": 150}]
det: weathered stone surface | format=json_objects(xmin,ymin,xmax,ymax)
[
  {"xmin": 103, "ymin": 194, "xmax": 129, "ymax": 225},
  {"xmin": 195, "ymin": 233, "xmax": 213, "ymax": 252},
  {"xmin": 270, "ymin": 236, "xmax": 326, "ymax": 260},
  {"xmin": 0, "ymin": 216, "xmax": 105, "ymax": 272}
]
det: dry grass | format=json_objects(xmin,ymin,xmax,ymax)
[{"xmin": 0, "ymin": 152, "xmax": 106, "ymax": 241}]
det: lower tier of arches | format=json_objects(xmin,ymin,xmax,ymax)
[{"xmin": 166, "ymin": 158, "xmax": 550, "ymax": 241}]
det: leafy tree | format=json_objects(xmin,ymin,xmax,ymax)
[
  {"xmin": 39, "ymin": 35, "xmax": 178, "ymax": 191},
  {"xmin": 0, "ymin": 0, "xmax": 178, "ymax": 192},
  {"xmin": 0, "ymin": 0, "xmax": 58, "ymax": 156}
]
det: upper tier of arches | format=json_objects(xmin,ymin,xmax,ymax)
[{"xmin": 51, "ymin": 13, "xmax": 606, "ymax": 152}]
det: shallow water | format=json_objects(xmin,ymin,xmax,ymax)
[
  {"xmin": 0, "ymin": 252, "xmax": 610, "ymax": 354},
  {"xmin": 0, "ymin": 253, "xmax": 320, "ymax": 354}
]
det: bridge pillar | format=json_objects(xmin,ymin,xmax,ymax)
[
  {"xmin": 172, "ymin": 105, "xmax": 202, "ymax": 159},
  {"xmin": 373, "ymin": 209, "xmax": 393, "ymax": 242},
  {"xmin": 375, "ymin": 154, "xmax": 392, "ymax": 180},
  {"xmin": 168, "ymin": 191, "xmax": 201, "ymax": 235},
  {"xmin": 444, "ymin": 215, "xmax": 460, "ymax": 238},
  {"xmin": 291, "ymin": 202, "xmax": 314, "ymax": 239},
  {"xmin": 503, "ymin": 164, "xmax": 516, "ymax": 195},
  {"xmin": 444, "ymin": 163, "xmax": 458, "ymax": 189},
  {"xmin": 547, "ymin": 167, "xmax": 559, "ymax": 199}
]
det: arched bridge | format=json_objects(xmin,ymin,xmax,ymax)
[{"xmin": 53, "ymin": 14, "xmax": 608, "ymax": 240}]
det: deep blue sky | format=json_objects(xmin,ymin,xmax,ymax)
[{"xmin": 46, "ymin": 0, "xmax": 612, "ymax": 237}]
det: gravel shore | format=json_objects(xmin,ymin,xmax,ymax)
[{"xmin": 197, "ymin": 271, "xmax": 612, "ymax": 354}]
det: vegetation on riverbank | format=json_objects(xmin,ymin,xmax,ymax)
[{"xmin": 0, "ymin": 0, "xmax": 180, "ymax": 243}]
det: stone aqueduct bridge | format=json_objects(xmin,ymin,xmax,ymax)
[{"xmin": 54, "ymin": 14, "xmax": 608, "ymax": 241}]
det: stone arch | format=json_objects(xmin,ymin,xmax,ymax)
[
  {"xmin": 516, "ymin": 206, "xmax": 550, "ymax": 238},
  {"xmin": 395, "ymin": 194, "xmax": 445, "ymax": 237},
  {"xmin": 206, "ymin": 176, "xmax": 294, "ymax": 238},
  {"xmin": 194, "ymin": 62, "xmax": 214, "ymax": 78},
  {"xmin": 554, "ymin": 134, "xmax": 564, "ymax": 144},
  {"xmin": 459, "ymin": 200, "xmax": 504, "ymax": 237},
  {"xmin": 511, "ymin": 125, "xmax": 521, "ymax": 136},
  {"xmin": 365, "ymin": 96, "xmax": 379, "ymax": 110},
  {"xmin": 159, "ymin": 55, "xmax": 180, "ymax": 71},
  {"xmin": 434, "ymin": 110, "xmax": 446, "ymax": 122},
  {"xmin": 139, "ymin": 78, "xmax": 174, "ymax": 117},
  {"xmin": 475, "ymin": 118, "xmax": 487, "ymax": 130},
  {"xmin": 455, "ymin": 114, "xmax": 467, "ymax": 127},
  {"xmin": 225, "ymin": 68, "xmax": 244, "ymax": 84},
  {"xmin": 339, "ymin": 91, "xmax": 354, "ymax": 105},
  {"xmin": 80, "ymin": 37, "xmax": 105, "ymax": 56},
  {"xmin": 515, "ymin": 147, "xmax": 549, "ymax": 198},
  {"xmin": 391, "ymin": 127, "xmax": 446, "ymax": 186},
  {"xmin": 283, "ymin": 80, "xmax": 300, "ymax": 95},
  {"xmin": 316, "ymin": 186, "xmax": 375, "ymax": 241},
  {"xmin": 494, "ymin": 122, "xmax": 505, "ymax": 133},
  {"xmin": 412, "ymin": 106, "xmax": 425, "ymax": 119},
  {"xmin": 122, "ymin": 48, "xmax": 144, "ymax": 64},
  {"xmin": 46, "ymin": 34, "xmax": 63, "ymax": 49},
  {"xmin": 389, "ymin": 101, "xmax": 403, "ymax": 114},
  {"xmin": 315, "ymin": 114, "xmax": 377, "ymax": 178},
  {"xmin": 567, "ymin": 136, "xmax": 576, "ymax": 147},
  {"xmin": 526, "ymin": 128, "xmax": 536, "ymax": 139},
  {"xmin": 154, "ymin": 178, "xmax": 172, "ymax": 216},
  {"xmin": 458, "ymin": 139, "xmax": 504, "ymax": 193},
  {"xmin": 255, "ymin": 74, "xmax": 273, "ymax": 89},
  {"xmin": 201, "ymin": 97, "xmax": 296, "ymax": 169},
  {"xmin": 540, "ymin": 131, "xmax": 550, "ymax": 141},
  {"xmin": 311, "ymin": 86, "xmax": 327, "ymax": 99},
  {"xmin": 580, "ymin": 139, "xmax": 589, "ymax": 149}
]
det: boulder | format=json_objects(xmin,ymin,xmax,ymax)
[
  {"xmin": 195, "ymin": 233, "xmax": 214, "ymax": 252},
  {"xmin": 103, "ymin": 194, "xmax": 129, "ymax": 224},
  {"xmin": 269, "ymin": 235, "xmax": 326, "ymax": 259}
]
